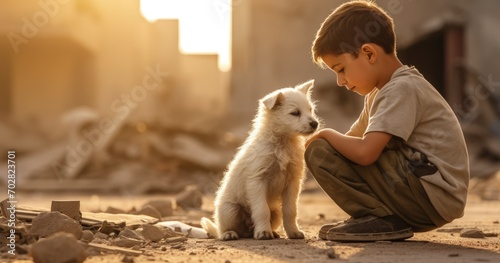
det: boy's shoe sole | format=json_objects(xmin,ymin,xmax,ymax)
[
  {"xmin": 319, "ymin": 218, "xmax": 353, "ymax": 240},
  {"xmin": 324, "ymin": 215, "xmax": 414, "ymax": 242},
  {"xmin": 326, "ymin": 228, "xmax": 413, "ymax": 242}
]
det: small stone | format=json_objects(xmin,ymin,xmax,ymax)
[
  {"xmin": 325, "ymin": 247, "xmax": 337, "ymax": 259},
  {"xmin": 460, "ymin": 228, "xmax": 485, "ymax": 238},
  {"xmin": 94, "ymin": 232, "xmax": 109, "ymax": 240},
  {"xmin": 325, "ymin": 241, "xmax": 335, "ymax": 246},
  {"xmin": 30, "ymin": 212, "xmax": 83, "ymax": 240},
  {"xmin": 81, "ymin": 230, "xmax": 94, "ymax": 243},
  {"xmin": 448, "ymin": 253, "xmax": 460, "ymax": 257},
  {"xmin": 30, "ymin": 233, "xmax": 87, "ymax": 263}
]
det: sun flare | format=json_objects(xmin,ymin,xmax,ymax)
[{"xmin": 140, "ymin": 0, "xmax": 231, "ymax": 71}]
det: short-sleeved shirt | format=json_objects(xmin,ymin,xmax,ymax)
[{"xmin": 348, "ymin": 65, "xmax": 469, "ymax": 223}]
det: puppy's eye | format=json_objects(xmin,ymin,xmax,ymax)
[{"xmin": 290, "ymin": 110, "xmax": 301, "ymax": 116}]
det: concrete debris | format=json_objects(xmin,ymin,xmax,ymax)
[
  {"xmin": 138, "ymin": 224, "xmax": 167, "ymax": 242},
  {"xmin": 459, "ymin": 228, "xmax": 485, "ymax": 238},
  {"xmin": 176, "ymin": 185, "xmax": 204, "ymax": 210},
  {"xmin": 81, "ymin": 230, "xmax": 95, "ymax": 243},
  {"xmin": 111, "ymin": 237, "xmax": 144, "ymax": 248},
  {"xmin": 119, "ymin": 228, "xmax": 145, "ymax": 241},
  {"xmin": 98, "ymin": 220, "xmax": 126, "ymax": 235},
  {"xmin": 30, "ymin": 233, "xmax": 87, "ymax": 263},
  {"xmin": 105, "ymin": 206, "xmax": 128, "ymax": 214},
  {"xmin": 30, "ymin": 212, "xmax": 83, "ymax": 240}
]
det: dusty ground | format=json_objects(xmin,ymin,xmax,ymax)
[{"xmin": 7, "ymin": 181, "xmax": 500, "ymax": 263}]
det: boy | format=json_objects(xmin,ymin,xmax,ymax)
[{"xmin": 305, "ymin": 0, "xmax": 469, "ymax": 242}]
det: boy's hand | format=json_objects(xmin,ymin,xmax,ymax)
[{"xmin": 305, "ymin": 129, "xmax": 327, "ymax": 148}]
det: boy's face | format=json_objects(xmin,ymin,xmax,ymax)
[{"xmin": 321, "ymin": 52, "xmax": 378, "ymax": 96}]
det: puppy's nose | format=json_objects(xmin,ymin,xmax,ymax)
[{"xmin": 310, "ymin": 121, "xmax": 318, "ymax": 129}]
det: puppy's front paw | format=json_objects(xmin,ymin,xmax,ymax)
[
  {"xmin": 272, "ymin": 231, "xmax": 281, "ymax": 239},
  {"xmin": 287, "ymin": 230, "xmax": 305, "ymax": 239},
  {"xmin": 255, "ymin": 230, "xmax": 274, "ymax": 240},
  {"xmin": 221, "ymin": 231, "xmax": 239, "ymax": 241}
]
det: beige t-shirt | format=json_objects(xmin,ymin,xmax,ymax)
[{"xmin": 348, "ymin": 65, "xmax": 469, "ymax": 223}]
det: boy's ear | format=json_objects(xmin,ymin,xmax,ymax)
[
  {"xmin": 361, "ymin": 44, "xmax": 377, "ymax": 63},
  {"xmin": 296, "ymin": 79, "xmax": 315, "ymax": 95},
  {"xmin": 262, "ymin": 92, "xmax": 285, "ymax": 110}
]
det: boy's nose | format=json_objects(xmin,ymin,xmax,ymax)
[{"xmin": 336, "ymin": 76, "xmax": 346, "ymax": 87}]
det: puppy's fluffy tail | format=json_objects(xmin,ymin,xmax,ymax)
[{"xmin": 201, "ymin": 217, "xmax": 219, "ymax": 239}]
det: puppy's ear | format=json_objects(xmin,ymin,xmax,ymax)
[
  {"xmin": 262, "ymin": 92, "xmax": 285, "ymax": 110},
  {"xmin": 296, "ymin": 79, "xmax": 314, "ymax": 95}
]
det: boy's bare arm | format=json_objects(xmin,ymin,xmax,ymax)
[{"xmin": 306, "ymin": 129, "xmax": 392, "ymax": 166}]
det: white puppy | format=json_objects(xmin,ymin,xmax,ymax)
[{"xmin": 201, "ymin": 80, "xmax": 319, "ymax": 240}]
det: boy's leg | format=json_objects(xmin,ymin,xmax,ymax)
[{"xmin": 305, "ymin": 139, "xmax": 445, "ymax": 240}]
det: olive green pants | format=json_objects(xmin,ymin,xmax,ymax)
[{"xmin": 305, "ymin": 139, "xmax": 446, "ymax": 232}]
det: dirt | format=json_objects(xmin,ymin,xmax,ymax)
[{"xmin": 8, "ymin": 185, "xmax": 500, "ymax": 263}]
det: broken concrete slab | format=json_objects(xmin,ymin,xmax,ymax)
[
  {"xmin": 156, "ymin": 221, "xmax": 209, "ymax": 238},
  {"xmin": 30, "ymin": 211, "xmax": 82, "ymax": 240},
  {"xmin": 30, "ymin": 233, "xmax": 87, "ymax": 263}
]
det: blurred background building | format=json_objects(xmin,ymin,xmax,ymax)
[{"xmin": 0, "ymin": 0, "xmax": 499, "ymax": 196}]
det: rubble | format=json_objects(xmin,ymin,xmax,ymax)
[
  {"xmin": 30, "ymin": 212, "xmax": 83, "ymax": 240},
  {"xmin": 80, "ymin": 230, "xmax": 95, "ymax": 243},
  {"xmin": 30, "ymin": 233, "xmax": 87, "ymax": 263},
  {"xmin": 459, "ymin": 228, "xmax": 485, "ymax": 238},
  {"xmin": 138, "ymin": 224, "xmax": 167, "ymax": 242}
]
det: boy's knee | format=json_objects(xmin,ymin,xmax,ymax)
[{"xmin": 305, "ymin": 138, "xmax": 332, "ymax": 166}]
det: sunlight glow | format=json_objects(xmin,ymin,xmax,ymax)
[{"xmin": 140, "ymin": 0, "xmax": 232, "ymax": 71}]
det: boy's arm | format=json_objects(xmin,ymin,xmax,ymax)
[{"xmin": 306, "ymin": 129, "xmax": 392, "ymax": 166}]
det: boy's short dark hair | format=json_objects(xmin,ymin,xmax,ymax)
[{"xmin": 312, "ymin": 0, "xmax": 396, "ymax": 67}]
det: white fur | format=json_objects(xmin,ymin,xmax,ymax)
[{"xmin": 201, "ymin": 80, "xmax": 319, "ymax": 240}]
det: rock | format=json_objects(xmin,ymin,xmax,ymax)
[
  {"xmin": 111, "ymin": 237, "xmax": 143, "ymax": 248},
  {"xmin": 143, "ymin": 200, "xmax": 174, "ymax": 217},
  {"xmin": 325, "ymin": 247, "xmax": 337, "ymax": 259},
  {"xmin": 135, "ymin": 205, "xmax": 162, "ymax": 220},
  {"xmin": 81, "ymin": 230, "xmax": 94, "ymax": 243},
  {"xmin": 139, "ymin": 224, "xmax": 166, "ymax": 242},
  {"xmin": 30, "ymin": 212, "xmax": 83, "ymax": 240},
  {"xmin": 119, "ymin": 228, "xmax": 145, "ymax": 241},
  {"xmin": 94, "ymin": 232, "xmax": 109, "ymax": 240},
  {"xmin": 30, "ymin": 233, "xmax": 87, "ymax": 263},
  {"xmin": 98, "ymin": 220, "xmax": 125, "ymax": 235},
  {"xmin": 176, "ymin": 185, "xmax": 203, "ymax": 210},
  {"xmin": 460, "ymin": 228, "xmax": 485, "ymax": 238}
]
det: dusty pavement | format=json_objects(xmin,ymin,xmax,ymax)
[{"xmin": 4, "ymin": 180, "xmax": 499, "ymax": 263}]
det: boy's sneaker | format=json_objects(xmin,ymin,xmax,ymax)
[
  {"xmin": 324, "ymin": 215, "xmax": 414, "ymax": 242},
  {"xmin": 319, "ymin": 217, "xmax": 354, "ymax": 240}
]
